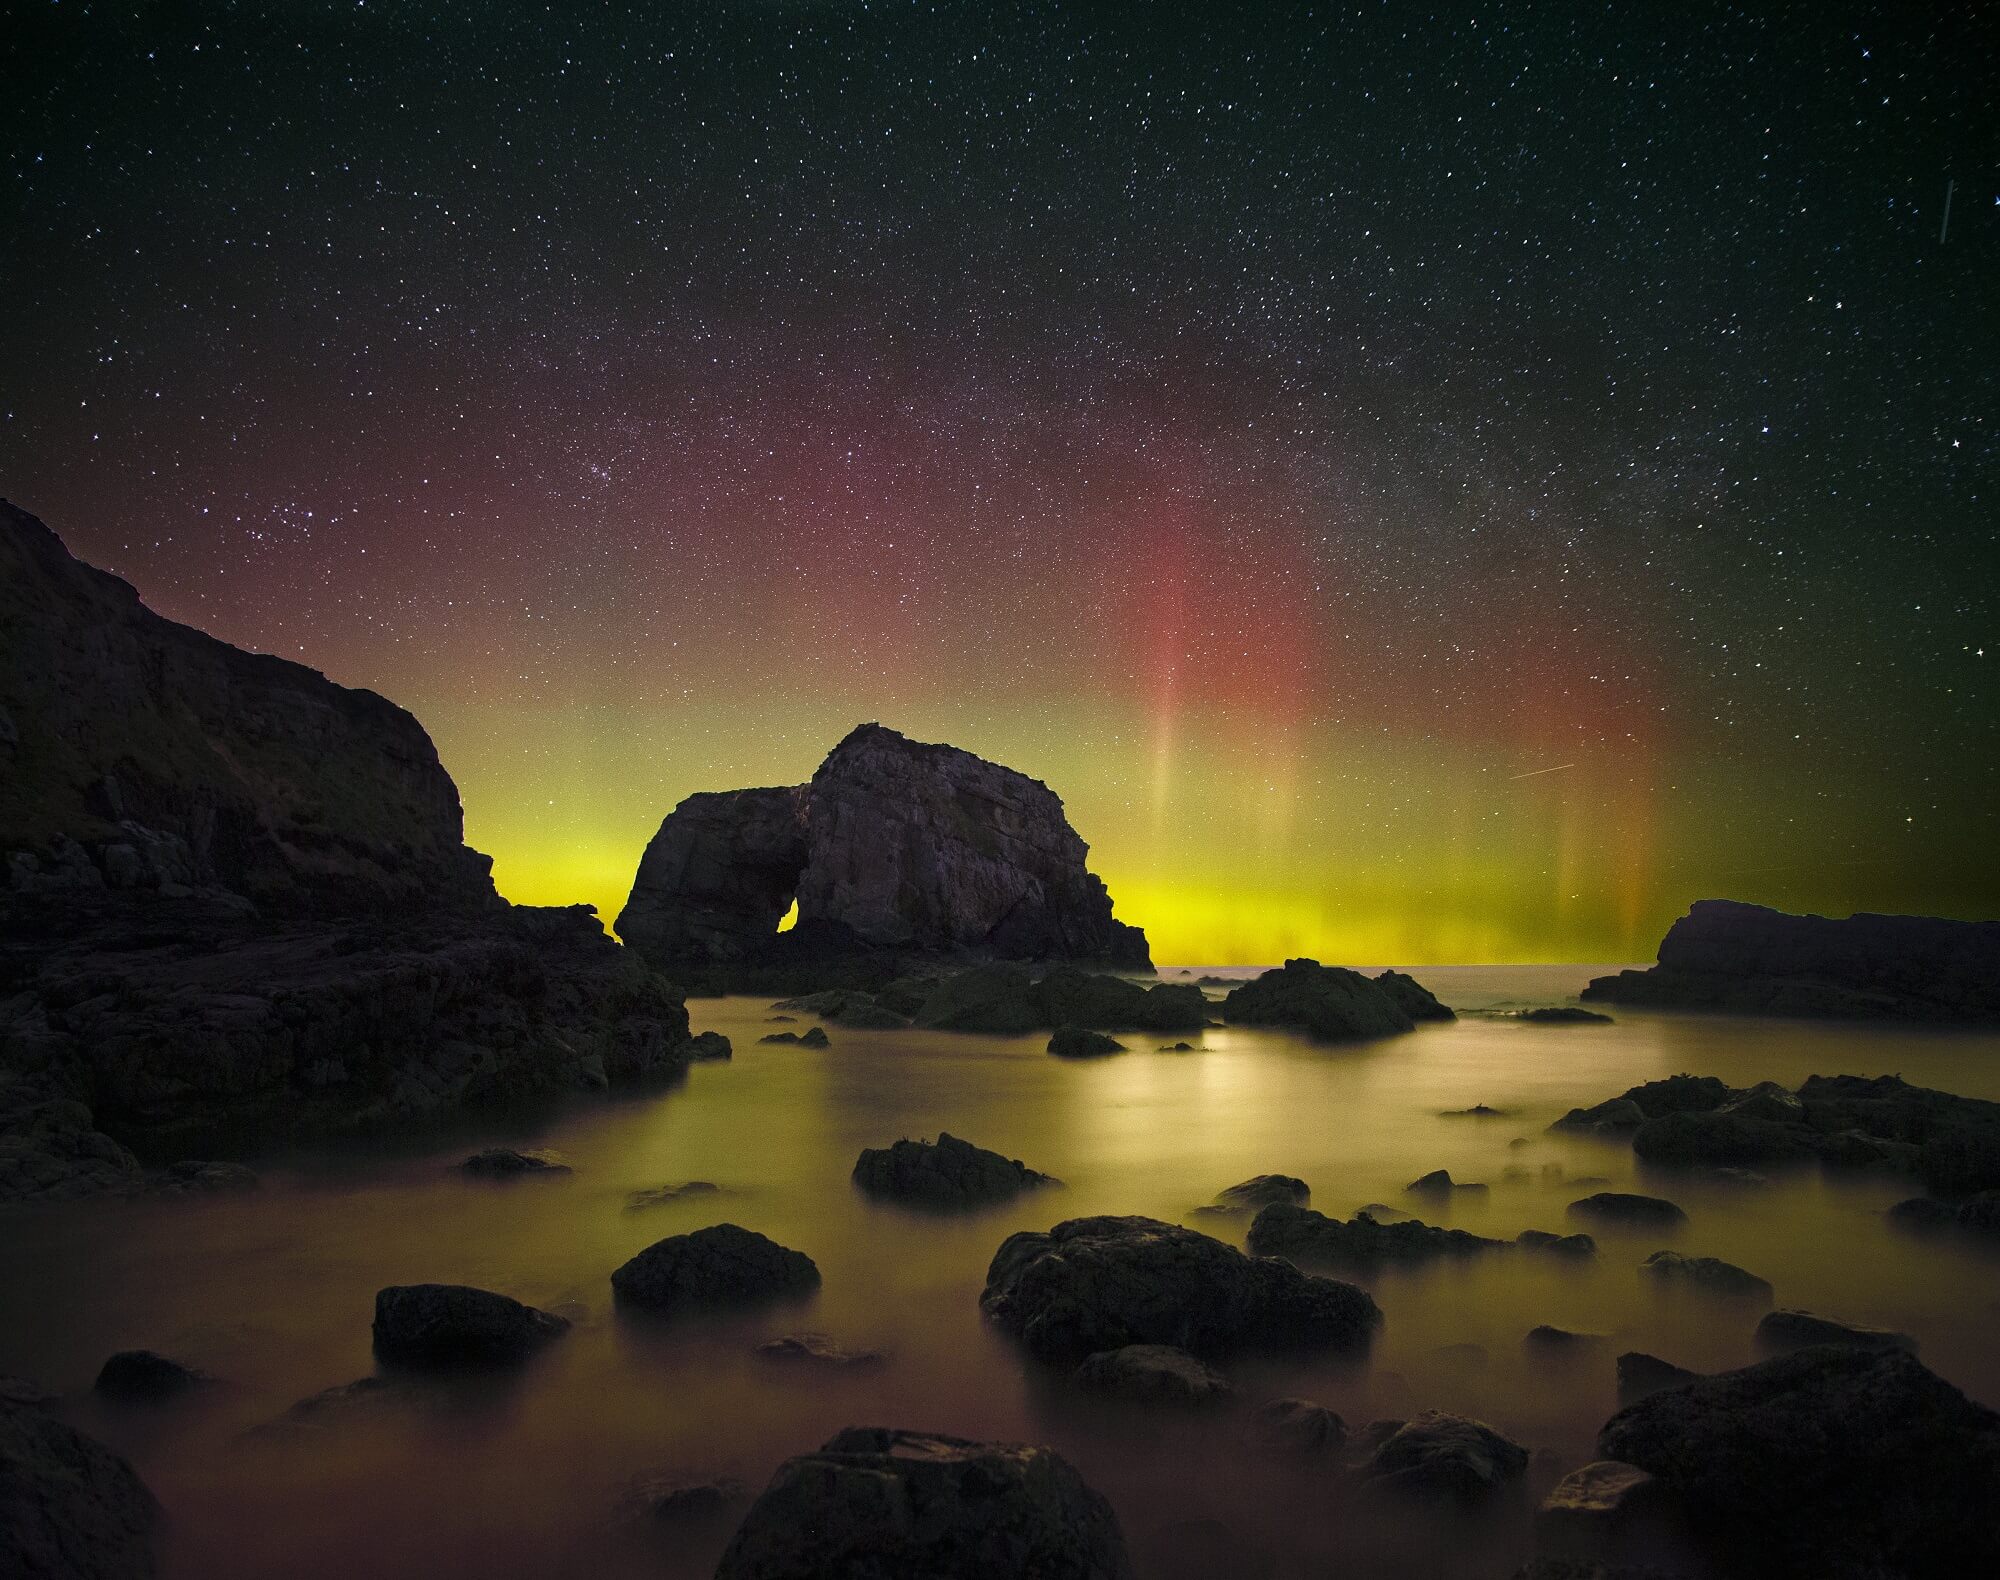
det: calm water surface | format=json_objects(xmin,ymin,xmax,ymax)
[{"xmin": 6, "ymin": 964, "xmax": 1999, "ymax": 1579}]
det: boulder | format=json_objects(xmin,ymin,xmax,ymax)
[
  {"xmin": 1551, "ymin": 1097, "xmax": 1647, "ymax": 1134},
  {"xmin": 1406, "ymin": 1168, "xmax": 1485, "ymax": 1197},
  {"xmin": 1047, "ymin": 1026, "xmax": 1126, "ymax": 1058},
  {"xmin": 1360, "ymin": 1410, "xmax": 1529, "ymax": 1501},
  {"xmin": 0, "ymin": 1399, "xmax": 161, "ymax": 1578},
  {"xmin": 1598, "ymin": 1345, "xmax": 2000, "ymax": 1577},
  {"xmin": 1188, "ymin": 1174, "xmax": 1309, "ymax": 1217},
  {"xmin": 459, "ymin": 1147, "xmax": 571, "ymax": 1177},
  {"xmin": 92, "ymin": 1351, "xmax": 207, "ymax": 1404},
  {"xmin": 683, "ymin": 1031, "xmax": 734, "ymax": 1061},
  {"xmin": 1568, "ymin": 1193, "xmax": 1687, "ymax": 1230},
  {"xmin": 1072, "ymin": 1344, "xmax": 1233, "ymax": 1408},
  {"xmin": 852, "ymin": 1133, "xmax": 1056, "ymax": 1209},
  {"xmin": 1373, "ymin": 969, "xmax": 1456, "ymax": 1021},
  {"xmin": 713, "ymin": 1427, "xmax": 1134, "ymax": 1580},
  {"xmin": 371, "ymin": 1284, "xmax": 570, "ymax": 1367},
  {"xmin": 1638, "ymin": 1251, "xmax": 1771, "ymax": 1302},
  {"xmin": 1220, "ymin": 958, "xmax": 1417, "ymax": 1040},
  {"xmin": 755, "ymin": 1334, "xmax": 885, "ymax": 1370},
  {"xmin": 980, "ymin": 1215, "xmax": 1381, "ymax": 1364},
  {"xmin": 618, "ymin": 723, "xmax": 1151, "ymax": 972},
  {"xmin": 1247, "ymin": 1202, "xmax": 1504, "ymax": 1268},
  {"xmin": 1534, "ymin": 1460, "xmax": 1685, "ymax": 1566},
  {"xmin": 1583, "ymin": 900, "xmax": 2000, "ymax": 1022},
  {"xmin": 1524, "ymin": 1326, "xmax": 1609, "ymax": 1354},
  {"xmin": 1753, "ymin": 1308, "xmax": 1915, "ymax": 1354},
  {"xmin": 1616, "ymin": 1352, "xmax": 1703, "ymax": 1404},
  {"xmin": 1517, "ymin": 1229, "xmax": 1598, "ymax": 1257},
  {"xmin": 1241, "ymin": 1397, "xmax": 1346, "ymax": 1457},
  {"xmin": 610, "ymin": 1224, "xmax": 820, "ymax": 1315}
]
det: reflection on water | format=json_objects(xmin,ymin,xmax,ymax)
[{"xmin": 4, "ymin": 965, "xmax": 1998, "ymax": 1578}]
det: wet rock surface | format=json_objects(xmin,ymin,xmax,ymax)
[
  {"xmin": 713, "ymin": 1426, "xmax": 1134, "ymax": 1580},
  {"xmin": 852, "ymin": 1132, "xmax": 1056, "ymax": 1208},
  {"xmin": 0, "ymin": 1395, "xmax": 162, "ymax": 1578},
  {"xmin": 371, "ymin": 1283, "xmax": 570, "ymax": 1368},
  {"xmin": 611, "ymin": 1223, "xmax": 821, "ymax": 1315},
  {"xmin": 981, "ymin": 1215, "xmax": 1381, "ymax": 1364},
  {"xmin": 1598, "ymin": 1345, "xmax": 2000, "ymax": 1578}
]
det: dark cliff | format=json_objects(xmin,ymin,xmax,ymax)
[{"xmin": 618, "ymin": 724, "xmax": 1150, "ymax": 970}]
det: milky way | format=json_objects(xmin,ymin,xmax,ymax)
[{"xmin": 4, "ymin": 2, "xmax": 1993, "ymax": 960}]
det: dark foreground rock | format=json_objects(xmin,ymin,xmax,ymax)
[
  {"xmin": 1616, "ymin": 1352, "xmax": 1703, "ymax": 1404},
  {"xmin": 1583, "ymin": 899, "xmax": 2000, "ymax": 1022},
  {"xmin": 93, "ymin": 1351, "xmax": 207, "ymax": 1404},
  {"xmin": 1534, "ymin": 1460, "xmax": 1692, "ymax": 1571},
  {"xmin": 981, "ymin": 1215, "xmax": 1381, "ymax": 1364},
  {"xmin": 1568, "ymin": 1193, "xmax": 1687, "ymax": 1230},
  {"xmin": 1247, "ymin": 1202, "xmax": 1504, "ymax": 1268},
  {"xmin": 1753, "ymin": 1308, "xmax": 1915, "ymax": 1354},
  {"xmin": 1188, "ymin": 1174, "xmax": 1309, "ymax": 1217},
  {"xmin": 371, "ymin": 1284, "xmax": 570, "ymax": 1367},
  {"xmin": 1047, "ymin": 1025, "xmax": 1126, "ymax": 1058},
  {"xmin": 1220, "ymin": 958, "xmax": 1424, "ymax": 1040},
  {"xmin": 1516, "ymin": 1229, "xmax": 1598, "ymax": 1257},
  {"xmin": 714, "ymin": 1427, "xmax": 1134, "ymax": 1580},
  {"xmin": 1360, "ymin": 1410, "xmax": 1529, "ymax": 1501},
  {"xmin": 618, "ymin": 722, "xmax": 1151, "ymax": 973},
  {"xmin": 1072, "ymin": 1344, "xmax": 1233, "ymax": 1408},
  {"xmin": 1512, "ymin": 1006, "xmax": 1615, "ymax": 1024},
  {"xmin": 1599, "ymin": 1345, "xmax": 2000, "ymax": 1578},
  {"xmin": 852, "ymin": 1133, "xmax": 1056, "ymax": 1209},
  {"xmin": 611, "ymin": 1224, "xmax": 820, "ymax": 1315},
  {"xmin": 460, "ymin": 1147, "xmax": 571, "ymax": 1177},
  {"xmin": 1242, "ymin": 1397, "xmax": 1346, "ymax": 1457},
  {"xmin": 0, "ymin": 1398, "xmax": 162, "ymax": 1578}
]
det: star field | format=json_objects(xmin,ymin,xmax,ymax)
[{"xmin": 3, "ymin": 1, "xmax": 1994, "ymax": 960}]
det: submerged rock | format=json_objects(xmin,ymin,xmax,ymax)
[
  {"xmin": 459, "ymin": 1147, "xmax": 571, "ymax": 1178},
  {"xmin": 1188, "ymin": 1174, "xmax": 1310, "ymax": 1217},
  {"xmin": 755, "ymin": 1333, "xmax": 885, "ymax": 1370},
  {"xmin": 1241, "ymin": 1397, "xmax": 1346, "ymax": 1458},
  {"xmin": 1889, "ymin": 1190, "xmax": 2000, "ymax": 1236},
  {"xmin": 981, "ymin": 1215, "xmax": 1381, "ymax": 1364},
  {"xmin": 1220, "ymin": 958, "xmax": 1419, "ymax": 1040},
  {"xmin": 1047, "ymin": 1025, "xmax": 1126, "ymax": 1058},
  {"xmin": 1638, "ymin": 1250, "xmax": 1772, "ymax": 1302},
  {"xmin": 0, "ymin": 1398, "xmax": 162, "ymax": 1578},
  {"xmin": 1406, "ymin": 1168, "xmax": 1486, "ymax": 1197},
  {"xmin": 1247, "ymin": 1201, "xmax": 1504, "ymax": 1268},
  {"xmin": 1517, "ymin": 1229, "xmax": 1598, "ymax": 1257},
  {"xmin": 611, "ymin": 1224, "xmax": 820, "ymax": 1315},
  {"xmin": 1567, "ymin": 1193, "xmax": 1687, "ymax": 1230},
  {"xmin": 682, "ymin": 1030, "xmax": 733, "ymax": 1061},
  {"xmin": 93, "ymin": 1350, "xmax": 208, "ymax": 1404},
  {"xmin": 852, "ymin": 1133, "xmax": 1056, "ymax": 1209},
  {"xmin": 1524, "ymin": 1325, "xmax": 1609, "ymax": 1355},
  {"xmin": 1072, "ymin": 1344, "xmax": 1233, "ymax": 1408},
  {"xmin": 1616, "ymin": 1352, "xmax": 1704, "ymax": 1404},
  {"xmin": 1361, "ymin": 1410, "xmax": 1529, "ymax": 1501},
  {"xmin": 714, "ymin": 1427, "xmax": 1134, "ymax": 1580},
  {"xmin": 625, "ymin": 1180, "xmax": 723, "ymax": 1211},
  {"xmin": 1753, "ymin": 1308, "xmax": 1915, "ymax": 1355},
  {"xmin": 1599, "ymin": 1345, "xmax": 2000, "ymax": 1577},
  {"xmin": 616, "ymin": 1471, "xmax": 747, "ymax": 1528},
  {"xmin": 371, "ymin": 1284, "xmax": 570, "ymax": 1367},
  {"xmin": 1534, "ymin": 1460, "xmax": 1686, "ymax": 1567}
]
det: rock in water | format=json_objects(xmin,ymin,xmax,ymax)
[
  {"xmin": 1753, "ymin": 1308, "xmax": 1915, "ymax": 1354},
  {"xmin": 1047, "ymin": 1025, "xmax": 1126, "ymax": 1058},
  {"xmin": 755, "ymin": 1334, "xmax": 885, "ymax": 1370},
  {"xmin": 714, "ymin": 1427, "xmax": 1134, "ymax": 1580},
  {"xmin": 0, "ymin": 1400, "xmax": 162, "ymax": 1578},
  {"xmin": 980, "ymin": 1215, "xmax": 1381, "ymax": 1364},
  {"xmin": 1241, "ymin": 1397, "xmax": 1346, "ymax": 1458},
  {"xmin": 92, "ymin": 1351, "xmax": 207, "ymax": 1404},
  {"xmin": 1188, "ymin": 1174, "xmax": 1310, "ymax": 1217},
  {"xmin": 371, "ymin": 1284, "xmax": 570, "ymax": 1367},
  {"xmin": 610, "ymin": 1224, "xmax": 820, "ymax": 1314},
  {"xmin": 1072, "ymin": 1344, "xmax": 1234, "ymax": 1408},
  {"xmin": 1583, "ymin": 899, "xmax": 2000, "ymax": 1021},
  {"xmin": 1373, "ymin": 969, "xmax": 1456, "ymax": 1021},
  {"xmin": 1220, "ymin": 958, "xmax": 1418, "ymax": 1040},
  {"xmin": 459, "ymin": 1148, "xmax": 571, "ymax": 1178},
  {"xmin": 1360, "ymin": 1411, "xmax": 1529, "ymax": 1501},
  {"xmin": 1511, "ymin": 1006, "xmax": 1614, "ymax": 1024},
  {"xmin": 617, "ymin": 723, "xmax": 1149, "ymax": 969},
  {"xmin": 1567, "ymin": 1193, "xmax": 1687, "ymax": 1230},
  {"xmin": 1638, "ymin": 1250, "xmax": 1772, "ymax": 1302},
  {"xmin": 1598, "ymin": 1345, "xmax": 2000, "ymax": 1577},
  {"xmin": 1246, "ymin": 1202, "xmax": 1504, "ymax": 1268},
  {"xmin": 852, "ymin": 1133, "xmax": 1057, "ymax": 1208},
  {"xmin": 1616, "ymin": 1352, "xmax": 1703, "ymax": 1404}
]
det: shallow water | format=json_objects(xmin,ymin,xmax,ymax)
[{"xmin": 5, "ymin": 964, "xmax": 1999, "ymax": 1579}]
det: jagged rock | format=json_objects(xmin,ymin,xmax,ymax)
[
  {"xmin": 1583, "ymin": 899, "xmax": 2000, "ymax": 1022},
  {"xmin": 618, "ymin": 724, "xmax": 1150, "ymax": 972},
  {"xmin": 1373, "ymin": 969, "xmax": 1456, "ymax": 1021},
  {"xmin": 1247, "ymin": 1202, "xmax": 1504, "ymax": 1267},
  {"xmin": 610, "ymin": 1224, "xmax": 820, "ymax": 1314},
  {"xmin": 0, "ymin": 1073, "xmax": 143, "ymax": 1203},
  {"xmin": 755, "ymin": 1333, "xmax": 885, "ymax": 1369},
  {"xmin": 981, "ymin": 1215, "xmax": 1381, "ymax": 1364},
  {"xmin": 625, "ymin": 1180, "xmax": 723, "ymax": 1211},
  {"xmin": 1551, "ymin": 1097, "xmax": 1647, "ymax": 1134},
  {"xmin": 1638, "ymin": 1250, "xmax": 1772, "ymax": 1302},
  {"xmin": 1797, "ymin": 1074, "xmax": 2000, "ymax": 1194},
  {"xmin": 1568, "ymin": 1193, "xmax": 1687, "ymax": 1230},
  {"xmin": 682, "ymin": 1031, "xmax": 733, "ymax": 1061},
  {"xmin": 1598, "ymin": 1345, "xmax": 2000, "ymax": 1577},
  {"xmin": 1188, "ymin": 1174, "xmax": 1309, "ymax": 1217},
  {"xmin": 852, "ymin": 1133, "xmax": 1056, "ymax": 1209},
  {"xmin": 1616, "ymin": 1352, "xmax": 1703, "ymax": 1404},
  {"xmin": 1406, "ymin": 1168, "xmax": 1485, "ymax": 1197},
  {"xmin": 1517, "ymin": 1229, "xmax": 1598, "ymax": 1256},
  {"xmin": 93, "ymin": 1351, "xmax": 207, "ymax": 1404},
  {"xmin": 1360, "ymin": 1410, "xmax": 1529, "ymax": 1501},
  {"xmin": 371, "ymin": 1284, "xmax": 570, "ymax": 1367},
  {"xmin": 714, "ymin": 1427, "xmax": 1134, "ymax": 1580},
  {"xmin": 1048, "ymin": 1025, "xmax": 1125, "ymax": 1058},
  {"xmin": 0, "ymin": 1397, "xmax": 162, "ymax": 1578},
  {"xmin": 1220, "ymin": 958, "xmax": 1418, "ymax": 1040},
  {"xmin": 459, "ymin": 1147, "xmax": 571, "ymax": 1178},
  {"xmin": 1513, "ymin": 1006, "xmax": 1615, "ymax": 1024},
  {"xmin": 1242, "ymin": 1397, "xmax": 1346, "ymax": 1457},
  {"xmin": 1753, "ymin": 1308, "xmax": 1915, "ymax": 1355},
  {"xmin": 1072, "ymin": 1344, "xmax": 1233, "ymax": 1407},
  {"xmin": 758, "ymin": 1026, "xmax": 830, "ymax": 1047}
]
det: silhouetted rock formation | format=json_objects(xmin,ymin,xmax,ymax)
[
  {"xmin": 610, "ymin": 1223, "xmax": 821, "ymax": 1314},
  {"xmin": 1221, "ymin": 958, "xmax": 1442, "ymax": 1040},
  {"xmin": 0, "ymin": 1395, "xmax": 161, "ymax": 1576},
  {"xmin": 371, "ymin": 1284, "xmax": 570, "ymax": 1368},
  {"xmin": 1584, "ymin": 899, "xmax": 2000, "ymax": 1021},
  {"xmin": 1359, "ymin": 1411, "xmax": 1529, "ymax": 1502},
  {"xmin": 0, "ymin": 504, "xmax": 699, "ymax": 1200},
  {"xmin": 618, "ymin": 723, "xmax": 1150, "ymax": 972},
  {"xmin": 852, "ymin": 1133, "xmax": 1057, "ymax": 1209},
  {"xmin": 1247, "ymin": 1202, "xmax": 1504, "ymax": 1268}
]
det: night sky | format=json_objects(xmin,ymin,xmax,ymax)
[{"xmin": 4, "ymin": 2, "xmax": 1994, "ymax": 963}]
